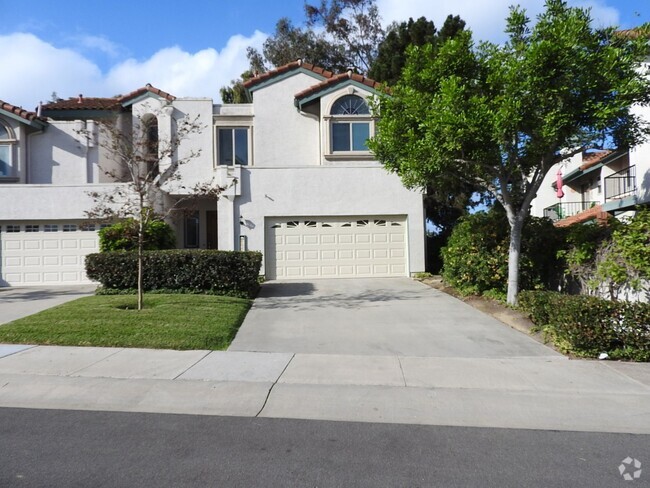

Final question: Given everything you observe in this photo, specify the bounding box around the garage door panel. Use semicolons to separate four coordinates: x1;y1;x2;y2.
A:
266;216;407;279
24;240;41;250
24;257;41;266
6;241;21;250
1;223;99;286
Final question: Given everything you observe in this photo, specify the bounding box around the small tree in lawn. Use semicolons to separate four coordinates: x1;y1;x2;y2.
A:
370;0;650;304
83;108;226;310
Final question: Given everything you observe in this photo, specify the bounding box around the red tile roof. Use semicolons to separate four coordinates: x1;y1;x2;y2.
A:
0;100;42;122
243;60;335;90
120;84;176;103
295;71;384;100
42;84;175;111
42;96;122;111
615;28;650;40
579;150;612;170
555;204;608;228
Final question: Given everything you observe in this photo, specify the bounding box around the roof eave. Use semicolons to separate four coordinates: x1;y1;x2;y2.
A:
247;67;329;93
295;79;382;111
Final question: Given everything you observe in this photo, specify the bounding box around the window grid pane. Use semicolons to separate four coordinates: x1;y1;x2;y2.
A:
352;123;370;151
0;145;11;176
218;129;233;166
234;129;248;165
185;213;199;248
332;123;350;151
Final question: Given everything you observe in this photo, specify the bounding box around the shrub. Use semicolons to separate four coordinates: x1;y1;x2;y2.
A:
441;208;564;296
518;290;650;361
86;250;263;298
99;219;176;252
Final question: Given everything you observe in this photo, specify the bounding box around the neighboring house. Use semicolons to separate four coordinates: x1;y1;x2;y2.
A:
0;60;426;286
530;54;650;226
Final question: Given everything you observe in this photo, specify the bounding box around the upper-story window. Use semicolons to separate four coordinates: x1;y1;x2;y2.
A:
141;114;159;177
0;122;16;177
330;95;372;153
217;128;249;166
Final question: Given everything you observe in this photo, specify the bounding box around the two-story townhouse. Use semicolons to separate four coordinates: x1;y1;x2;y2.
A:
531;31;650;226
0;61;426;286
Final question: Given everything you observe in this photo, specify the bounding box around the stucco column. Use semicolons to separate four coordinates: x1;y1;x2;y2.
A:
159;103;174;173
217;195;236;250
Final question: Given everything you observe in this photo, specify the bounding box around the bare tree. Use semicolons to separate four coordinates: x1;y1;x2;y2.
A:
81;108;227;310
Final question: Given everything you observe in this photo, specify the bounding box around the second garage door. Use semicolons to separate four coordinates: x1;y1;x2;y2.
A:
266;216;407;279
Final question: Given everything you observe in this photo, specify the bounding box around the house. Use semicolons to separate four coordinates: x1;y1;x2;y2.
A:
530;30;650;226
0;60;426;286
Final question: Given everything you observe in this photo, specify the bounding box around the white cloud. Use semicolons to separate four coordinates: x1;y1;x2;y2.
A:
0;33;103;109
0;31;267;109
104;32;266;99
75;35;123;58
377;0;620;43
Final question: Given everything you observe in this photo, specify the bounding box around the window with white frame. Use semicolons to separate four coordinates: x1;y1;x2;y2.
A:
0;122;15;177
217;128;249;166
329;95;372;153
184;212;200;248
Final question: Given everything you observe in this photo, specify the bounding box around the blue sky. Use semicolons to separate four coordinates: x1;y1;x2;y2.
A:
1;0;646;108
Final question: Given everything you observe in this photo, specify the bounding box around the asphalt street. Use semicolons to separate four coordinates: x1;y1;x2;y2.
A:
0;407;647;488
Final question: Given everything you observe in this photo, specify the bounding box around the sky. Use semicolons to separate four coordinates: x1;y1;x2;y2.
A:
1;0;647;109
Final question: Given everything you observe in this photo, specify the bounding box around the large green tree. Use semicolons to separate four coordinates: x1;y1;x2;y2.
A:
369;1;650;304
305;0;384;74
220;0;385;102
369;15;465;85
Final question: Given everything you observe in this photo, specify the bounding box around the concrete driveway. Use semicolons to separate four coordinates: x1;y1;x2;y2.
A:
229;278;559;358
0;286;96;325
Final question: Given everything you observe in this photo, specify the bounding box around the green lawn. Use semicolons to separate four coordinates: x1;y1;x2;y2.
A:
0;294;252;350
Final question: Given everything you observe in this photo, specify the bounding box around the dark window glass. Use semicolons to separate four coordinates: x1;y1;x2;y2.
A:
185;213;199;248
234;129;248;165
352;123;370;151
218;129;233;166
332;123;350;151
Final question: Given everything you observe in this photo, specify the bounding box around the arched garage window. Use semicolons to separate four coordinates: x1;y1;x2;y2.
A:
330;95;371;153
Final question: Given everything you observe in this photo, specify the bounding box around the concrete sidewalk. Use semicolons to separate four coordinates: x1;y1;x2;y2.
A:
0;344;649;434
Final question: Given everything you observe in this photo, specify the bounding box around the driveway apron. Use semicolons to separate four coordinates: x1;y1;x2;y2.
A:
0;286;96;325
229;278;559;357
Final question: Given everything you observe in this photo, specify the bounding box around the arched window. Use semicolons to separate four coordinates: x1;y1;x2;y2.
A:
0;122;15;177
329;95;372;153
141;114;159;177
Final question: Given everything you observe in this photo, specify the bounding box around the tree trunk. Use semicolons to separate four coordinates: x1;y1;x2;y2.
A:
137;205;144;311
507;216;525;305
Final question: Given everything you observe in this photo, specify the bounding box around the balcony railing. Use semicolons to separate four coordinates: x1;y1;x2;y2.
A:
604;165;636;200
543;201;599;222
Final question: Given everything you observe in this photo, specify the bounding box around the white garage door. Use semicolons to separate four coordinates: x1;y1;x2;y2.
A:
266;216;408;279
0;222;99;286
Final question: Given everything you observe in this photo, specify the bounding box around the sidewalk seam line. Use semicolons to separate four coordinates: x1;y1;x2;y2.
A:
0;345;38;361
255;353;295;417
172;350;213;380
397;355;407;387
599;362;650;392
67;347;126;376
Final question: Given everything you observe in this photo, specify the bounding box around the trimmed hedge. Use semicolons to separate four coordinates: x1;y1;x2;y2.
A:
518;290;650;361
86;250;262;298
